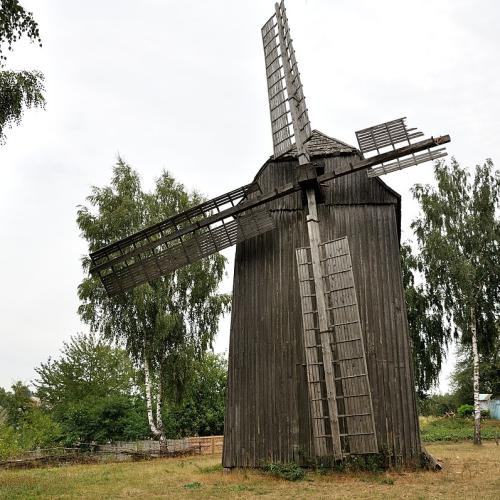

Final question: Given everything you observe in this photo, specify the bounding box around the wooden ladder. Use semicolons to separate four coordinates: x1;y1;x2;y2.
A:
296;236;378;457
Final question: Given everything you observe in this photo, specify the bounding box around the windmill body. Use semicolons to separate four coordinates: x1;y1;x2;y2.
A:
223;132;420;466
89;1;450;468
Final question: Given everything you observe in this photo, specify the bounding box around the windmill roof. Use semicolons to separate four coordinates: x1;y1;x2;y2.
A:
273;129;358;160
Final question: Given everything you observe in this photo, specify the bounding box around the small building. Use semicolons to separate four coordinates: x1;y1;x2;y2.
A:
479;394;492;412
488;397;500;420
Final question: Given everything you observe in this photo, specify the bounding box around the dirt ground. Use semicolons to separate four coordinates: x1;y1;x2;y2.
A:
0;442;499;499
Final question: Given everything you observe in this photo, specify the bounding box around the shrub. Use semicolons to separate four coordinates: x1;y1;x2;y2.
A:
418;393;459;416
481;409;490;419
0;423;22;460
457;404;474;418
263;462;305;481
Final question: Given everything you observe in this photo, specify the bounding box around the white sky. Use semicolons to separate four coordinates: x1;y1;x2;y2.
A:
1;0;499;392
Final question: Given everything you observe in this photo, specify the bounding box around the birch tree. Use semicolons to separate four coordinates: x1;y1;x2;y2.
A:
411;158;499;444
77;159;230;445
400;242;450;397
0;0;45;143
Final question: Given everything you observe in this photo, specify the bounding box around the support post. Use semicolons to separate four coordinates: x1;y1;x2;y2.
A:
305;187;342;460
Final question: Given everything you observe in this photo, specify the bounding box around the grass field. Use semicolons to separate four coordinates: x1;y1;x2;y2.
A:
0;442;499;499
419;416;500;442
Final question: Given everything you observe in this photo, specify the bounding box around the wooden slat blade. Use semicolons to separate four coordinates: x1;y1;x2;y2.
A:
319;237;378;455
89;183;275;295
355;117;448;178
262;0;312;159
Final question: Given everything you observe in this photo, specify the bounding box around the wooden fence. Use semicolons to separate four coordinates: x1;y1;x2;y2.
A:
0;436;224;469
97;436;224;456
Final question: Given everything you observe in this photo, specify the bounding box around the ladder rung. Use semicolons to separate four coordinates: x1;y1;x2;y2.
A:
305;344;323;349
314;435;332;438
310;397;328;401
307;362;324;366
340;432;376;437
334;337;361;344
338;412;371;418
312;416;329;420
327;302;357;311
326;285;355;293
322;269;352;279
332;320;358;328
336;393;369;400
302;310;317;315
333;355;363;363
334;373;367;381
319;252;349;262
308;379;325;384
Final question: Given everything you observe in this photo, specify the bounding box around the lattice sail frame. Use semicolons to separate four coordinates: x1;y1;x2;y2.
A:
262;0;312;159
89;184;274;296
355;117;448;177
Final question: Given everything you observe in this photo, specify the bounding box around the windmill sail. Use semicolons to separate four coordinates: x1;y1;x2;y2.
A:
262;0;312;159
355;117;448;177
89;184;274;296
89;132;450;296
296;237;378;457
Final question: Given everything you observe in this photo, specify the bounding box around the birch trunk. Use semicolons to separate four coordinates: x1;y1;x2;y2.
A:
144;354;163;439
471;309;481;445
156;375;167;451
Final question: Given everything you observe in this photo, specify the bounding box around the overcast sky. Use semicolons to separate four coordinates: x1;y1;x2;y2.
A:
1;0;499;392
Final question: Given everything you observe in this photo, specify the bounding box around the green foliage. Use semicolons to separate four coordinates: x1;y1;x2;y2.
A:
401;243;448;395
418;393;459;417
183;482;201;489
34;332;150;445
313;454;385;473
0;1;45;143
55;395;149;446
34;332;138;408
77;160;230;438
0;0;41;65
198;463;223;473
0;70;45;142
411;158;499;352
263;462;305;481
0;381;34;427
419;416;500;442
457;404;474;418
450;337;500;406
163;353;227;438
0;382;62;459
0;422;22;460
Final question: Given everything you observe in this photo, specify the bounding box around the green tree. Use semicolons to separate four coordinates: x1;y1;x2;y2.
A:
34;332;149;444
77;160;230;445
164;353;227;438
400;242;449;396
0;0;45;143
451;332;500;406
0;382;61;458
0;380;32;427
411;158;500;444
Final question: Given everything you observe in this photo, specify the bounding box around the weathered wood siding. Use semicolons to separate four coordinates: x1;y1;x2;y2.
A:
223;152;420;467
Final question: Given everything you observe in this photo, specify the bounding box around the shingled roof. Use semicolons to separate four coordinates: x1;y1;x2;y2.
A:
273;129;358;160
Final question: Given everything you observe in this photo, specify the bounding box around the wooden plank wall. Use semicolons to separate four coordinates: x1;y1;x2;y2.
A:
222;152;420;468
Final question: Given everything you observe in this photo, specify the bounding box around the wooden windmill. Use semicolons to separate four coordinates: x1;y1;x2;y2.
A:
89;1;450;466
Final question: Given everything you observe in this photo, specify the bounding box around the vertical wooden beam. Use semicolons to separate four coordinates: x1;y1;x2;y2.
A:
305;187;342;460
